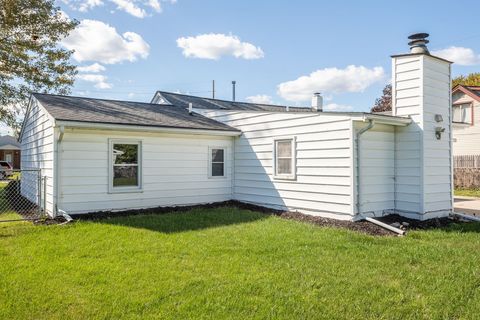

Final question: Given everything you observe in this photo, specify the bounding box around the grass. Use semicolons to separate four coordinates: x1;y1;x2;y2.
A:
1;208;480;319
455;188;480;198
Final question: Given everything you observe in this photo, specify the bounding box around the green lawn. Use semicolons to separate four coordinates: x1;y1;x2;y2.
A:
455;188;480;198
1;208;480;319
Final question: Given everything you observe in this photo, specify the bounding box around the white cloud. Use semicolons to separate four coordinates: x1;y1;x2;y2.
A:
77;74;113;89
277;65;385;102
323;103;354;112
176;33;264;60
111;0;146;18
62;19;150;64
77;63;106;73
63;0;175;17
432;46;480;66
245;95;273;104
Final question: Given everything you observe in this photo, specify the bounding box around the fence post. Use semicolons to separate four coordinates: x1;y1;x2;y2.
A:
37;170;42;217
43;176;47;216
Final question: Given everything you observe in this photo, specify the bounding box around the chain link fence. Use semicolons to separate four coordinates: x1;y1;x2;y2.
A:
0;169;46;222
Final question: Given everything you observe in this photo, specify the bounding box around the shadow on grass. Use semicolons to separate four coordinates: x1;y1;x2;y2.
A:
93;207;269;234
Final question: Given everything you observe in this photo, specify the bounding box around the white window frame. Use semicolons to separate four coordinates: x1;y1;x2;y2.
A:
208;146;227;179
452;102;473;125
273;137;296;180
108;139;143;193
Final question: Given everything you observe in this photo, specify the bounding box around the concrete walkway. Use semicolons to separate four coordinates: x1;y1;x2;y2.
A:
454;196;480;217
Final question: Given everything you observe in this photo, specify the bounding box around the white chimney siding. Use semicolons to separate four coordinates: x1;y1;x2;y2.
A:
392;53;453;219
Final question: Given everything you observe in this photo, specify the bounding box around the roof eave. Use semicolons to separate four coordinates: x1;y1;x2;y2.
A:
54;120;242;136
353;114;412;126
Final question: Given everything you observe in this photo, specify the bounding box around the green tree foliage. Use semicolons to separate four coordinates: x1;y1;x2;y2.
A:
0;0;78;132
371;84;392;112
452;73;480;87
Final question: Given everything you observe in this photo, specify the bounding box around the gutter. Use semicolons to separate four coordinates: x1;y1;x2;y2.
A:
355;119;375;216
54;125;64;218
55;121;241;137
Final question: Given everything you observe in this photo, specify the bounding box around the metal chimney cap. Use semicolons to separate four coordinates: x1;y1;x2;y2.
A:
408;33;430;54
408;32;429;40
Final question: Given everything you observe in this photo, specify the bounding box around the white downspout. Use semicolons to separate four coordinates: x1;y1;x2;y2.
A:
355;119;374;216
54;125;72;221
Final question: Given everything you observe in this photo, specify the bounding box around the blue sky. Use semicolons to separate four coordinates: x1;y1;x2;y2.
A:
58;0;480;112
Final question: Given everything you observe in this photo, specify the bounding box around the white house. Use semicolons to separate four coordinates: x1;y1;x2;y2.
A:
19;34;453;221
451;84;480;155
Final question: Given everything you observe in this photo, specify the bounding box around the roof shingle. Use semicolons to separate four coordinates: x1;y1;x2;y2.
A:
33;93;240;132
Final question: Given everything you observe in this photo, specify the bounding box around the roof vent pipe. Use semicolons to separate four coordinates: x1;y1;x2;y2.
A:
408;33;430;54
311;92;323;112
232;81;236;101
188;102;193;114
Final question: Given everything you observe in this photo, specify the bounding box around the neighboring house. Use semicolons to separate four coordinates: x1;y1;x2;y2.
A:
0;135;21;169
19;35;453;221
451;85;480;155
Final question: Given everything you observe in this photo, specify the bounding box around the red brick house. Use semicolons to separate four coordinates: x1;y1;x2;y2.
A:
0;135;21;169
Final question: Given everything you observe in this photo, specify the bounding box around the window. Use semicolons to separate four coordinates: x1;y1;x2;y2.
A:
274;138;296;179
109;140;142;192
453;103;472;124
209;147;225;178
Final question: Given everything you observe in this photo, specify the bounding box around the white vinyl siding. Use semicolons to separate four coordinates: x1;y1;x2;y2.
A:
355;123;395;215
194;109;355;220
20;98;55;216
59;129;233;214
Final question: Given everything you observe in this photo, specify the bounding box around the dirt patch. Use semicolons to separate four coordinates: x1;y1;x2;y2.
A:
69;200;284;221
35;200;474;236
278;211;394;236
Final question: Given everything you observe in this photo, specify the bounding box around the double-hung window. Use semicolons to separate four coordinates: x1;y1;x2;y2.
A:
273;137;296;180
209;147;225;178
109;140;142;192
453;103;473;124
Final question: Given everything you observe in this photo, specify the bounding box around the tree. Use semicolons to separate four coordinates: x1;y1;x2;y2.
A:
452;73;480;87
0;0;78;133
371;84;392;113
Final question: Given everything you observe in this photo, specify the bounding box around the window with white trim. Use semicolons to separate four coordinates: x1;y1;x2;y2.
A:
109;140;142;192
453;103;472;124
274;138;296;179
209;147;225;177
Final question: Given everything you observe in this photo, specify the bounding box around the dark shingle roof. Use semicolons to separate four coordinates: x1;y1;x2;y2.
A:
0;135;20;148
33;93;240;132
156;91;315;112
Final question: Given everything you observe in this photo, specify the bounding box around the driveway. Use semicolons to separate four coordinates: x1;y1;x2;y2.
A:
454;196;480;217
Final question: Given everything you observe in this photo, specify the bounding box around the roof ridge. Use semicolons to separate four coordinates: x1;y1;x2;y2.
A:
156;90;309;109
32;92;175;107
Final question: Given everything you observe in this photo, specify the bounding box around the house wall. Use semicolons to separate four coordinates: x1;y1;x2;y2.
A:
391;54;452;218
58;128;233;214
194;109;355;220
20;98;55;215
452;92;480;155
354;123;395;215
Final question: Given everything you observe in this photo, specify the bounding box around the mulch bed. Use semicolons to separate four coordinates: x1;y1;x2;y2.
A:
33;200;473;236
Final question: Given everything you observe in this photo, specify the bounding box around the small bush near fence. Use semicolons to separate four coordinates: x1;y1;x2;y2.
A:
454;155;480;189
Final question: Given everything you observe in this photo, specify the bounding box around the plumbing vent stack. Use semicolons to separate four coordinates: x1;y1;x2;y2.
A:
311;92;323;112
188;102;193;114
